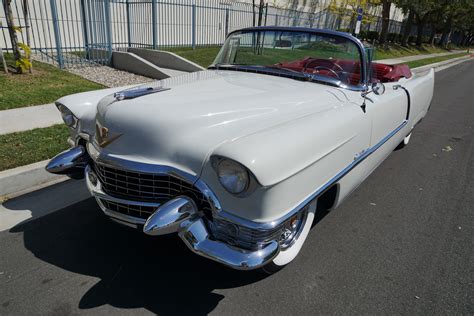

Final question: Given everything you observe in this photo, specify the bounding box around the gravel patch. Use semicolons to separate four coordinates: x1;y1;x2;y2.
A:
31;53;155;88
67;65;154;88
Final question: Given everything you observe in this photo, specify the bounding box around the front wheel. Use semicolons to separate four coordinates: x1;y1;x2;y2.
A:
259;201;317;274
395;132;412;150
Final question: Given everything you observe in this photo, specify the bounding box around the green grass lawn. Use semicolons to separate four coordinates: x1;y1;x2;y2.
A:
402;52;469;69
0;55;103;110
163;46;221;68
0;125;70;171
372;44;452;60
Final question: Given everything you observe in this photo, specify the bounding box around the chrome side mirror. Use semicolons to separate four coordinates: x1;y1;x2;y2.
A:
371;82;385;95
362;82;386;98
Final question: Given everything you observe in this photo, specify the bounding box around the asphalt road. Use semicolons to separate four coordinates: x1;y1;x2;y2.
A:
1;60;473;315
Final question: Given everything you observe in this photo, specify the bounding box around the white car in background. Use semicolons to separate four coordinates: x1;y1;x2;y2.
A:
46;26;434;273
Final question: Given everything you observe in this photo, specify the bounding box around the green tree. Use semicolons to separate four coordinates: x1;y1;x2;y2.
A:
328;0;381;34
4;0;22;73
4;0;31;73
393;0;414;46
378;0;392;44
437;0;474;47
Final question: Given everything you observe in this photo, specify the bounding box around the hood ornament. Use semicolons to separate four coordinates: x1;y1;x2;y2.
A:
113;86;170;101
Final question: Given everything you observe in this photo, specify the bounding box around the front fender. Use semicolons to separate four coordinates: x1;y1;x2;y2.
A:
211;102;368;187
199;101;371;222
56;84;141;136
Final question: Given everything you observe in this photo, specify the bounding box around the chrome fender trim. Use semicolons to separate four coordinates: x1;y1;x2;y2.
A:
45;146;89;179
179;218;280;270
143;197;198;236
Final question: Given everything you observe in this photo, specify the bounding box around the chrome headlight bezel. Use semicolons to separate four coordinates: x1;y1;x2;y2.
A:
211;157;255;196
55;102;79;129
216;159;249;195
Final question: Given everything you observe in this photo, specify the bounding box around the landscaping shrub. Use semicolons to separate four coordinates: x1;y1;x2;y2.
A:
367;31;380;41
358;30;367;40
387;33;400;43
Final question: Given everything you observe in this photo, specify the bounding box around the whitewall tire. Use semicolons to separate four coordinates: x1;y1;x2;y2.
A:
395;132;412;150
259;200;317;274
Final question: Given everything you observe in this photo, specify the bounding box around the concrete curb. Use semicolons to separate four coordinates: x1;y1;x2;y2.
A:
411;55;472;74
0;160;67;201
375;50;467;65
1;55;472;200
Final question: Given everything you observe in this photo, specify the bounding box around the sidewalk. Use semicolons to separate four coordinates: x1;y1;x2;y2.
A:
0;103;61;135
0;50;471;137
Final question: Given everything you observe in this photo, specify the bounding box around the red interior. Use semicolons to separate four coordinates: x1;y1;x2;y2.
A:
276;57;412;86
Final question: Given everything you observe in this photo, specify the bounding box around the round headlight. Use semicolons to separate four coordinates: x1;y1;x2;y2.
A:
217;159;249;194
56;102;78;129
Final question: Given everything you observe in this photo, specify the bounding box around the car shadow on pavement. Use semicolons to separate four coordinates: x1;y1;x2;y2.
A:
9;197;268;315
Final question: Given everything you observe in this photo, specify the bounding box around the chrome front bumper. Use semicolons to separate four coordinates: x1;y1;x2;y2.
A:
84;164;280;270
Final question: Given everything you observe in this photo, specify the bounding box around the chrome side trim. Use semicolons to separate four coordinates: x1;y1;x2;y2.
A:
218;120;409;230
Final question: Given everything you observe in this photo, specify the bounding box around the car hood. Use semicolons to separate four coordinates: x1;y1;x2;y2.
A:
93;70;346;179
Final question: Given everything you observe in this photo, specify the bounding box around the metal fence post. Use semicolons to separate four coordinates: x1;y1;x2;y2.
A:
104;0;112;64
79;0;90;59
126;0;131;47
192;4;196;49
225;8;229;36
264;3;268;26
49;0;64;68
275;14;279;26
152;0;157;49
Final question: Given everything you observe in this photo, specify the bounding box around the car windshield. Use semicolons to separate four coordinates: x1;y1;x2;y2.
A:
212;29;364;87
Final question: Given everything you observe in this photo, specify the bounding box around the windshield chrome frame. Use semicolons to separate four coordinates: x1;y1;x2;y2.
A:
210;26;368;92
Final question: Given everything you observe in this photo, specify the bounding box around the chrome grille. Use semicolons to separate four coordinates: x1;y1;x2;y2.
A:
99;199;157;219
93;162;212;219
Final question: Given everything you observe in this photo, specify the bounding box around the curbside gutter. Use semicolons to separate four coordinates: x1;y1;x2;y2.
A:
1;54;473;200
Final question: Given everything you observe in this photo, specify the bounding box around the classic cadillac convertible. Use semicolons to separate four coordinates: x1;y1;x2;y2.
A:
46;27;434;273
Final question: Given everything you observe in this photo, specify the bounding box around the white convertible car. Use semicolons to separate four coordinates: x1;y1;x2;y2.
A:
47;27;434;273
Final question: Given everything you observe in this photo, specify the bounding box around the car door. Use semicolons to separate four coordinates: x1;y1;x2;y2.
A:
365;81;409;146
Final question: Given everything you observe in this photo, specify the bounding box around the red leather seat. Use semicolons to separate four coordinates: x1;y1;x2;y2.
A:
275;58;412;86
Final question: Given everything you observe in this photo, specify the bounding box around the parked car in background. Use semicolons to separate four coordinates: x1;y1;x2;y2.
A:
46;27;434;273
